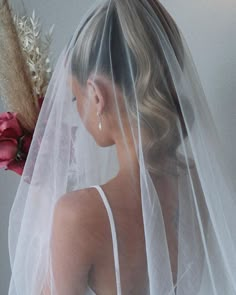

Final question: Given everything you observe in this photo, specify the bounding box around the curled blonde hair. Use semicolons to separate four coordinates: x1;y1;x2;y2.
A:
71;0;193;177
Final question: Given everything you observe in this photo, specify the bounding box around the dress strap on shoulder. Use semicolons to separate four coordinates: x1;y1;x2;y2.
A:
90;185;122;295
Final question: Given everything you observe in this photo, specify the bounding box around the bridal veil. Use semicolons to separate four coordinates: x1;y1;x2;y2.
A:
8;0;236;294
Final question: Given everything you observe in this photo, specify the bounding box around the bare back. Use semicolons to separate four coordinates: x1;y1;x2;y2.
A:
86;177;149;295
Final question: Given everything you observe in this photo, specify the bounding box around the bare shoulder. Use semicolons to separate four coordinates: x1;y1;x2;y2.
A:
54;187;104;226
50;187;110;267
50;188;105;290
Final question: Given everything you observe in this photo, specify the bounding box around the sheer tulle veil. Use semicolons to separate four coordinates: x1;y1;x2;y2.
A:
8;0;236;294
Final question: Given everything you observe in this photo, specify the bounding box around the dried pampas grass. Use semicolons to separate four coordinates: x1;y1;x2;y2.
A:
0;0;54;131
13;10;54;100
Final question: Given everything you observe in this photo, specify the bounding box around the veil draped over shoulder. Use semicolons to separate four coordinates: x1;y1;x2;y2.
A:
8;1;236;294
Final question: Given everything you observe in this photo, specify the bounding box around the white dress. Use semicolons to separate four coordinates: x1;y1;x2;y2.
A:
85;185;121;295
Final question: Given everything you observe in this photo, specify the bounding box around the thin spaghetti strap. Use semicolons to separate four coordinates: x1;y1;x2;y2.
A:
90;185;122;295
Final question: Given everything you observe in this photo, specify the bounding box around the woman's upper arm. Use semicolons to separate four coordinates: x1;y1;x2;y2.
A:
49;191;96;295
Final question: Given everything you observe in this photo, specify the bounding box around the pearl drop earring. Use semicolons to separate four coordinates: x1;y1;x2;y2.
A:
97;112;102;131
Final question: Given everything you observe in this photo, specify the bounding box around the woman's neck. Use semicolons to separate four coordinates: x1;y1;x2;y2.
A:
115;137;140;184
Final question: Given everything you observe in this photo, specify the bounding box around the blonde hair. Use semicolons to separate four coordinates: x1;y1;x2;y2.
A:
71;0;192;177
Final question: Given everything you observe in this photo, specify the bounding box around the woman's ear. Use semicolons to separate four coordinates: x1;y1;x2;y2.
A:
87;78;106;115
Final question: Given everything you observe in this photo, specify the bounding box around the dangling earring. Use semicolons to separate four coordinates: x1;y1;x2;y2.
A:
97;112;102;131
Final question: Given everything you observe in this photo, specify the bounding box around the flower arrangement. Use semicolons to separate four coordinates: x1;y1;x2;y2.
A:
0;0;54;175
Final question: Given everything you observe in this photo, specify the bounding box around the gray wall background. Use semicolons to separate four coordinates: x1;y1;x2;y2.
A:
1;0;235;293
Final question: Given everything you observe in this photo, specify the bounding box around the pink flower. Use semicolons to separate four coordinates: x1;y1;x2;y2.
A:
0;138;18;167
7;134;33;175
0;112;23;138
0;112;33;175
0;97;47;177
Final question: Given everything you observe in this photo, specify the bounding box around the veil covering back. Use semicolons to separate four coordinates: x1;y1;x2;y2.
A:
8;0;236;294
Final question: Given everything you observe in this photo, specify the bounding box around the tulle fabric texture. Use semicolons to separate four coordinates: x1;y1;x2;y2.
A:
8;0;236;294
